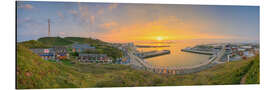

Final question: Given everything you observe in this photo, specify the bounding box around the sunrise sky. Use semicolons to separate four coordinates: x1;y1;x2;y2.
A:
17;1;259;42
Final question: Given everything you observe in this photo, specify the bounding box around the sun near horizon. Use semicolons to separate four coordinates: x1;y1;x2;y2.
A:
156;36;164;41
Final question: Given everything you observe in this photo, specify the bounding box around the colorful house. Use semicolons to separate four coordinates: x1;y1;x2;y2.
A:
30;48;56;60
53;46;69;60
30;47;69;60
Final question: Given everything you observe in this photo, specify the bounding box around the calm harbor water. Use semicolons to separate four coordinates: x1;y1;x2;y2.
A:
135;40;223;67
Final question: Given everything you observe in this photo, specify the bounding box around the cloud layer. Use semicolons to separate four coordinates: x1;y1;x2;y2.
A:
16;2;259;42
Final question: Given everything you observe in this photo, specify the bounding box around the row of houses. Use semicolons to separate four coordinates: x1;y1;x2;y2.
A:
30;43;130;64
228;44;259;57
30;47;69;60
77;53;113;63
71;44;113;63
222;43;259;61
30;44;113;64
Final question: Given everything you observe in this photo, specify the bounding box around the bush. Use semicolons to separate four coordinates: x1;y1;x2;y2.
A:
70;52;79;57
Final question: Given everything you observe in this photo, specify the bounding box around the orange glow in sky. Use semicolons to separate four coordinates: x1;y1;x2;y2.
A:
16;2;259;42
97;16;236;43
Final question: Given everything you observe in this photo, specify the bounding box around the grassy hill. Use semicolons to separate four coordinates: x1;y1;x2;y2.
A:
172;55;259;85
17;44;81;88
17;44;144;88
20;37;123;62
244;55;260;84
37;36;108;46
64;37;106;45
16;44;259;89
63;37;87;44
18;40;51;48
38;37;74;46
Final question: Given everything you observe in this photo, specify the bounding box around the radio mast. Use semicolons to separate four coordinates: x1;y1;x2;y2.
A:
48;19;51;37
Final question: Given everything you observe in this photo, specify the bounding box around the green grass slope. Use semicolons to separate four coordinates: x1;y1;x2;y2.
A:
38;37;74;46
37;37;107;46
245;55;260;84
17;44;145;88
18;40;51;48
64;37;107;45
16;44;259;88
17;45;83;88
64;37;88;44
168;56;259;85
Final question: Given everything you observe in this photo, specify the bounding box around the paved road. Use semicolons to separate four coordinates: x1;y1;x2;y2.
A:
212;45;226;64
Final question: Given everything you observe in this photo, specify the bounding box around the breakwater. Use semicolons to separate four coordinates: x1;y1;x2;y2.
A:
181;48;214;55
136;45;170;48
140;50;171;59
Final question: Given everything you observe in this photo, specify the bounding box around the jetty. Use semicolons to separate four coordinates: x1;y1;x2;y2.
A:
140;50;170;58
136;45;170;48
181;48;214;55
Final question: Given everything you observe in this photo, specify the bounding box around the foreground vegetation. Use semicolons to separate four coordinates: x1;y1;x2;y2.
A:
245;55;260;84
17;42;259;88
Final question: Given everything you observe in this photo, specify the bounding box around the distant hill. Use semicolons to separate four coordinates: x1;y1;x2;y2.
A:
38;37;74;46
17;43;259;88
63;37;88;44
36;37;108;46
18;40;51;48
64;37;108;45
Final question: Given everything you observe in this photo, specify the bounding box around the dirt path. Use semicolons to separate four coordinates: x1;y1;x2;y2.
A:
240;57;257;84
240;73;248;84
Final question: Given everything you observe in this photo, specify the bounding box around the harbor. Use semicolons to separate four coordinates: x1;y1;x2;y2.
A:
135;41;212;67
128;44;226;75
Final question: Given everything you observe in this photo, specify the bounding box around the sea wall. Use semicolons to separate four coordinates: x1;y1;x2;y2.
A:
181;48;214;55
